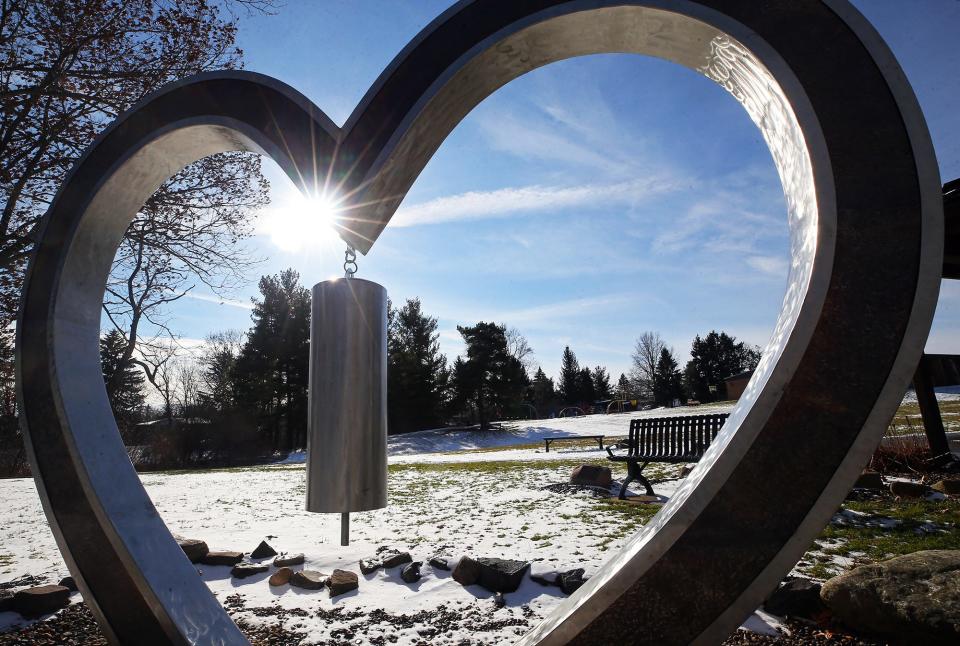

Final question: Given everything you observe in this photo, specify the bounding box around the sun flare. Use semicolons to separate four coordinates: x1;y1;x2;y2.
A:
259;193;342;253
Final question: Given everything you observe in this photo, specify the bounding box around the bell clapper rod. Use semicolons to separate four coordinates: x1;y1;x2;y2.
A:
341;512;350;546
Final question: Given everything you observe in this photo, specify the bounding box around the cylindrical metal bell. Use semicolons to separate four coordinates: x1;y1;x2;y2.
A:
306;277;388;516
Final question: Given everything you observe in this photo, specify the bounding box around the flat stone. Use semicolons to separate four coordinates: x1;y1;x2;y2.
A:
452;555;481;586
429;556;450;571
569;464;612;488
400;562;422;583
250;541;277;559
821;550;960;643
359;558;381;575
559;568;587;595
231;563;268;579
57;576;78;591
177;538;209;563
269;567;293;586
853;470;883;490
328;569;358;597
381;552;413;569
200;551;244;566
890;480;929;498
273;553;305;567
932;478;960;495
12;585;71;618
290;570;327;590
764;578;824;618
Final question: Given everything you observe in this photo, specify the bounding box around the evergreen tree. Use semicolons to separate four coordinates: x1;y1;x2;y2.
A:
452;322;527;428
652;348;685;406
100;329;145;428
577;366;596;405
683;330;760;402
530;367;556;417
387;298;449;434
616;373;632;400
592;365;612;400
233;269;310;451
558;346;580;405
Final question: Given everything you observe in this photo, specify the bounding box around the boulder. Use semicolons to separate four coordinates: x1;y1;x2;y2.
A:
569;465;612;489
452;555;482;586
932;479;960;495
269;567;293;586
57;576;78;592
764;578;824;618
177;538;209;563
853;470;883;490
558;568;587;595
453;556;529;593
890;480;929;498
273;553;305;567
230;563;268;579
290;570;328;590
820;550;960;644
250;541;277;559
328;569;358;597
400;562;422;583
429;556;450;571
200;551;244;566
12;585;71;618
359;558;381;575
381;552;413;569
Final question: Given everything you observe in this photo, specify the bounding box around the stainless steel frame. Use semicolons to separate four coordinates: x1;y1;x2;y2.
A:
16;1;941;644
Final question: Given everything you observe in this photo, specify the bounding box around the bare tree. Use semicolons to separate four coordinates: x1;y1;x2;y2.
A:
200;329;244;410
173;359;203;420
505;327;536;373
629;331;666;399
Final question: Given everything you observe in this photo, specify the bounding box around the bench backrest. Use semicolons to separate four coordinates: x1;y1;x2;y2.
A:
627;414;729;460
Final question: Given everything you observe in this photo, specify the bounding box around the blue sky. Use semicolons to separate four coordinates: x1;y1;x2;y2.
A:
166;0;960;381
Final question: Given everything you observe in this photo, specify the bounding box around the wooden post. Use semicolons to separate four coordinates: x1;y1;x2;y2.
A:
913;356;952;461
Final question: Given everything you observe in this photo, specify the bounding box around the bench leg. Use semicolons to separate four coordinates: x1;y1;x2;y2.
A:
618;461;655;499
545;440;550;453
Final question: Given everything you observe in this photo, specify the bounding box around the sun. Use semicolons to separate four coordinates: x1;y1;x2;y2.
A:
260;192;343;253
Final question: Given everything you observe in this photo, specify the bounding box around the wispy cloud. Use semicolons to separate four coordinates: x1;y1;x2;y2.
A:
182;291;254;310
392;176;681;227
745;255;789;278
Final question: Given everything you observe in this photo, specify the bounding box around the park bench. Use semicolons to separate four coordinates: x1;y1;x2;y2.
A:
606;413;728;498
543;435;605;452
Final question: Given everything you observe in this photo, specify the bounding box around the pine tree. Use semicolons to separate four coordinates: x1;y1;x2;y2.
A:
652;348;685;406
616;373;632;400
577;366;595;405
530;367;556;417
388;298;449;434
592;365;612;400
100;330;145;428
683;330;760;402
233;269;310;451
452;322;527;428
558;346;580;405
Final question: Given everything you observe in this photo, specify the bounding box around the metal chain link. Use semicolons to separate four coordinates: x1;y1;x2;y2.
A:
343;244;358;278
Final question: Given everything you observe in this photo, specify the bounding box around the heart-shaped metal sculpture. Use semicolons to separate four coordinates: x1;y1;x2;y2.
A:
16;1;942;644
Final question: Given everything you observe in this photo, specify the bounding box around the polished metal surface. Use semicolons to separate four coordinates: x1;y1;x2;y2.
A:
15;1;940;644
306;277;388;517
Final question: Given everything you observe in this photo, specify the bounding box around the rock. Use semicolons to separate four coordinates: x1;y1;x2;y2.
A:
764;578;824;618
400;562;422;583
231;563;268;579
453;556;529;593
0;591;14;613
273;553;305;567
932;478;960;495
820;550;960;644
493;592;506;609
381;552;413;569
290;570;327;590
529;563;561;586
269;567;293;586
12;585;71;618
429;555;450;571
853;470;883;490
359;558;381;575
57;576;78;592
569;464;612;488
250;541;277;559
558;568;586;595
678;464;696;478
177;538;209;563
452;555;482;586
328;569;358;597
889;480;929;498
200;551;244;566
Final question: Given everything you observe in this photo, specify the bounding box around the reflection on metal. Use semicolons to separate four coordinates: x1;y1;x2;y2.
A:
15;1;941;644
306;277;388;547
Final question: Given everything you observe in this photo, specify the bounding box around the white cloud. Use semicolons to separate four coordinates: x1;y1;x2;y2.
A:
392;177;680;227
745;255;789;278
181;291;254;310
